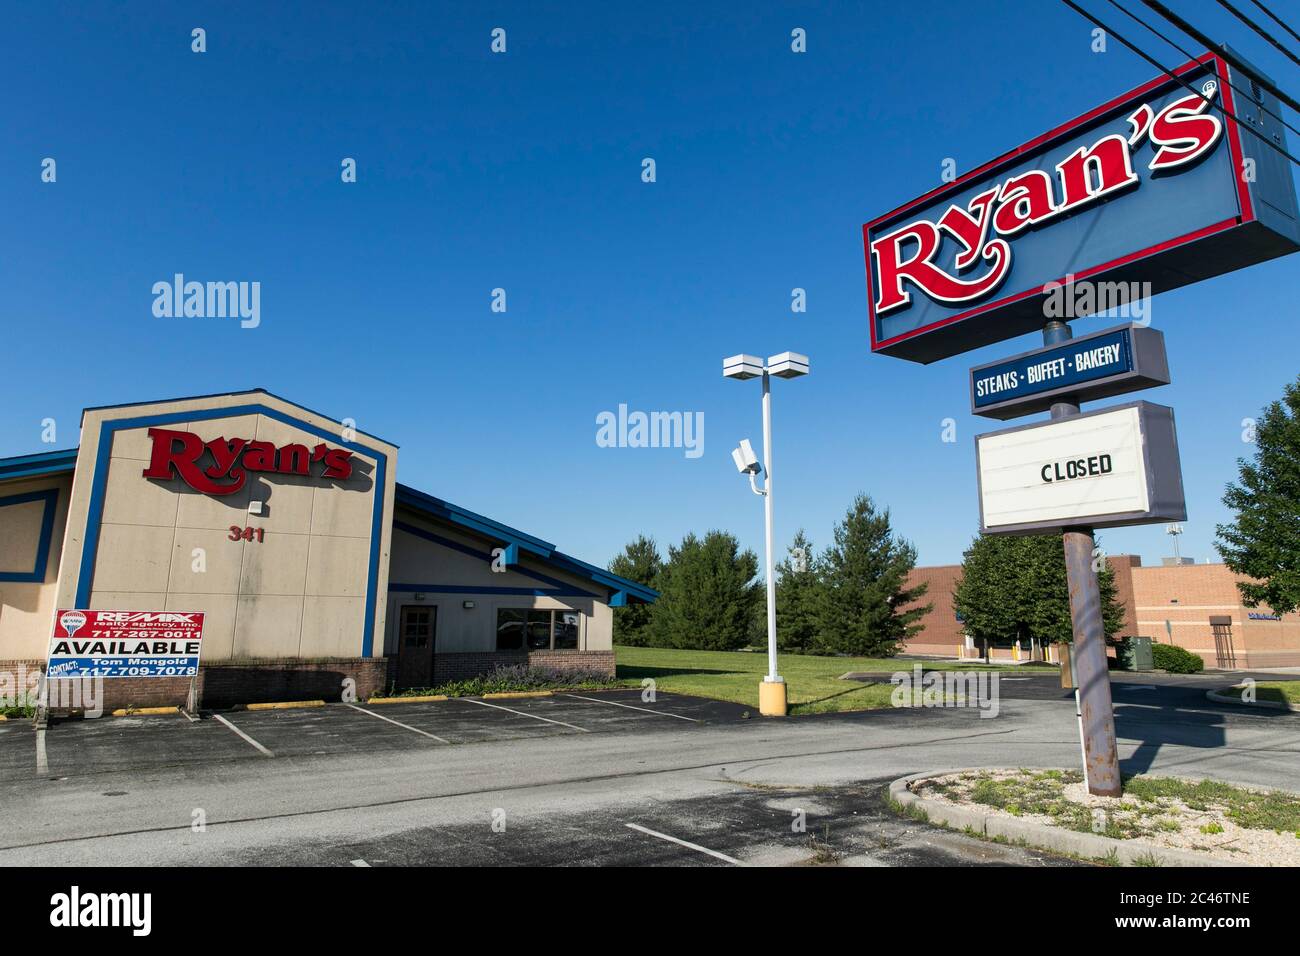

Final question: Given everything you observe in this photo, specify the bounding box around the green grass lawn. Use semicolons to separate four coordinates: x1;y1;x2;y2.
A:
1225;680;1300;706
614;645;1054;715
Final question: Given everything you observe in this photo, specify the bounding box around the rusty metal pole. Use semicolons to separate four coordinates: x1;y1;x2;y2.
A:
1044;320;1122;797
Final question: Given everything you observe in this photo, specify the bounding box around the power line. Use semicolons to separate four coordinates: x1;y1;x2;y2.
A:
1144;1;1300;115
1059;0;1300;168
1251;0;1300;46
1217;0;1300;68
1105;0;1300;143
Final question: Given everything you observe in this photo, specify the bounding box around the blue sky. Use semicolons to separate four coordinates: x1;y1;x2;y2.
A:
4;1;1299;571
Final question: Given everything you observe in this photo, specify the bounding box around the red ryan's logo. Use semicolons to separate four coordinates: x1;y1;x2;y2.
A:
142;427;354;496
870;83;1223;316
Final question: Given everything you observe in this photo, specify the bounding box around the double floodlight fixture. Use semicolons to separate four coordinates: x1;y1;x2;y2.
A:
722;352;809;381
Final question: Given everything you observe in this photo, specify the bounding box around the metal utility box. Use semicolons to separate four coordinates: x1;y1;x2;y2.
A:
1132;636;1154;672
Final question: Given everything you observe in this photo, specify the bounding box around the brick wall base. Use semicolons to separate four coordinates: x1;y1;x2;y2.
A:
384;650;616;690
1;657;388;714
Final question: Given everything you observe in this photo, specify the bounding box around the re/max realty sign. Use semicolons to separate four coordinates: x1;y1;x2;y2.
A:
47;610;205;679
864;53;1300;363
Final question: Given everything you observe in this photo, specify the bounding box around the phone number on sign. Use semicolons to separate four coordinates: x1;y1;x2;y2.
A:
47;657;199;678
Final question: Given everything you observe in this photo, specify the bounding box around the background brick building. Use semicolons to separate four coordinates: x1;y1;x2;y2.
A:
901;556;1300;668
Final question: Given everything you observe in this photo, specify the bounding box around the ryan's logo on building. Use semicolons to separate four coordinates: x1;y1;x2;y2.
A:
870;84;1223;318
142;427;354;496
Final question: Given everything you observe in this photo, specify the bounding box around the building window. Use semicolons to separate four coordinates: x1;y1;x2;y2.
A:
496;608;581;651
496;608;527;650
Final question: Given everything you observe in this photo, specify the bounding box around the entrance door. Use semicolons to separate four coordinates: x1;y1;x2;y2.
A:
396;605;437;688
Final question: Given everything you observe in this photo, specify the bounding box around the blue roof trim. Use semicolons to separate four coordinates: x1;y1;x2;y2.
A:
396;484;555;557
395;485;657;604
549;550;659;602
0;448;79;481
391;520;598;598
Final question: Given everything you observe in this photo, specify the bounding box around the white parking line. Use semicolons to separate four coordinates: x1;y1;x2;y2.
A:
624;823;742;864
457;697;589;732
346;704;450;743
213;713;275;757
562;693;698;722
35;728;48;775
350;859;371;867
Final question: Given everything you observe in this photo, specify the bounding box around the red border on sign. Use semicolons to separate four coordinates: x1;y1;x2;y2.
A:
864;53;1250;354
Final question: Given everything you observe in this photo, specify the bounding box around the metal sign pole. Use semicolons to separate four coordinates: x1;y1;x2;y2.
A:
182;674;201;721
1045;320;1122;797
33;667;49;731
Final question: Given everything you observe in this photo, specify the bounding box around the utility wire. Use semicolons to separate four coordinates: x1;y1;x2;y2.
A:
1060;0;1300;167
1143;0;1300;114
1106;0;1300;143
1251;0;1300;46
1217;0;1300;68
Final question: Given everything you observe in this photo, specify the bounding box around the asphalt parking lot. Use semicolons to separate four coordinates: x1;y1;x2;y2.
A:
1;689;751;780
224;776;1076;867
2;673;1295;867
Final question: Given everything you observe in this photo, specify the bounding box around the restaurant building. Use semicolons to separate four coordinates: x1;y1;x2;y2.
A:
0;390;655;711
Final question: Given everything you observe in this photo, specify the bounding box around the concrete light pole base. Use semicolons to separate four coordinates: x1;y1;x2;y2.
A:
759;678;787;716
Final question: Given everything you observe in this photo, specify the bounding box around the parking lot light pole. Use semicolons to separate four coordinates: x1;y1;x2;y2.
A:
723;352;809;717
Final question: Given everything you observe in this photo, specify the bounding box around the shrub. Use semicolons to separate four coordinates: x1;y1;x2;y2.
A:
396;664;620;698
1151;643;1204;674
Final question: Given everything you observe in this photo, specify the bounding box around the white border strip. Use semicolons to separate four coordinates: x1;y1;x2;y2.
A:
347;703;450;743
624;823;742;864
213;713;274;757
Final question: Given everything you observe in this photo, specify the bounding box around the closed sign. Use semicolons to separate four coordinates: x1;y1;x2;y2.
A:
976;402;1186;534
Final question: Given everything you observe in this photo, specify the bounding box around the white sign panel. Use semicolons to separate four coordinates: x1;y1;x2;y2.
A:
976;402;1185;534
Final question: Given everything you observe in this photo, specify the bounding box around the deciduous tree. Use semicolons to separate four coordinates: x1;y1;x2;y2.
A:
1217;374;1300;615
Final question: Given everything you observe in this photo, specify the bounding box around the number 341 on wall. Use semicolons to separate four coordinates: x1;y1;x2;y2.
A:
228;526;265;542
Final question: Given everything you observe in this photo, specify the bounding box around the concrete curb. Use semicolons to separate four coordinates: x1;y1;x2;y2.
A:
1207;689;1299;712
366;694;449;705
482;690;554;699
237;700;325;711
888;769;1235;868
110;706;181;717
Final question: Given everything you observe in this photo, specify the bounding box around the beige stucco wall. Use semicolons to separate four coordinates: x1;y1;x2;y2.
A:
0;474;73;659
55;392;397;661
386;510;613;654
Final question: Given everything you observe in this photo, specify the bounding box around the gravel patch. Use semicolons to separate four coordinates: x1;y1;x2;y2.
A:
915;769;1300;867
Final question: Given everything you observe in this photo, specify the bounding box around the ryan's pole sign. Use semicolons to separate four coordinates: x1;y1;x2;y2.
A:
863;53;1300;363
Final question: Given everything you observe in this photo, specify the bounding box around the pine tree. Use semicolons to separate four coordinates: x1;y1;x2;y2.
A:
774;530;823;652
647;531;759;650
816;496;928;657
1217;374;1300;614
608;535;662;646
